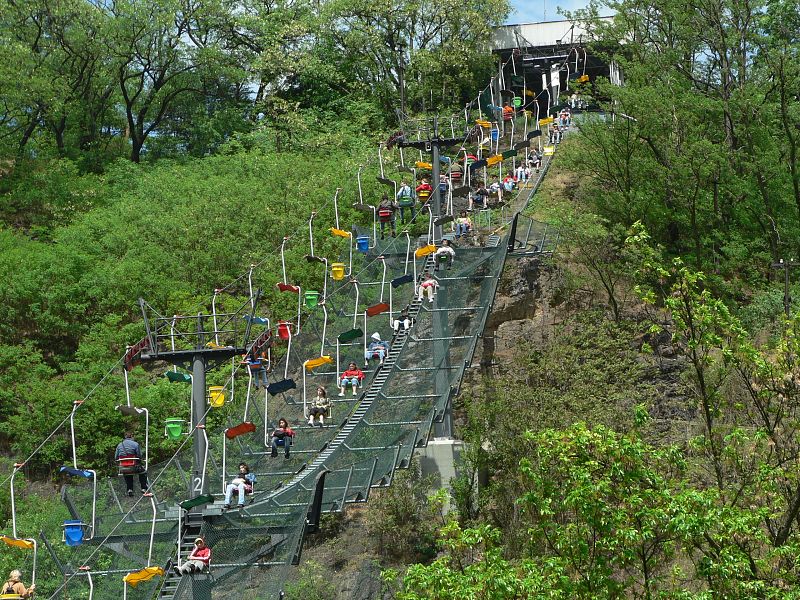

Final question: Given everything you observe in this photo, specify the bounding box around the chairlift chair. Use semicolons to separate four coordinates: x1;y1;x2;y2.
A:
336;280;364;378
222;422;257;502
57;401;97;545
0;536;36;594
268;320;296;396
164;418;187;441
208;386;226;408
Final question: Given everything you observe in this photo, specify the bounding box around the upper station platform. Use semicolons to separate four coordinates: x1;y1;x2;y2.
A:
491;17;614;52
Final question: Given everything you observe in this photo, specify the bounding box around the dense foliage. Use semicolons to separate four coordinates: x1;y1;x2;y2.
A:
388;0;800;594
0;0;508;165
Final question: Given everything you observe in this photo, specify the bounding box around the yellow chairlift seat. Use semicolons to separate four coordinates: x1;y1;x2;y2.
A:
415;244;436;259
417;189;432;201
578;74;590;83
539;116;554;126
475;119;491;127
525;90;535;97
543;145;555;156
415;161;433;170
208;386;226;408
330;227;351;238
0;536;34;550
486;154;503;167
123;566;165;588
304;356;333;371
205;341;230;349
331;263;346;281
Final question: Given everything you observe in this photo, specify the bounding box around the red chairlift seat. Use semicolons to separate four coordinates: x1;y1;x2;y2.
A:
278;321;292;341
225;422;256;440
116;456;141;475
366;303;389;317
277;283;300;293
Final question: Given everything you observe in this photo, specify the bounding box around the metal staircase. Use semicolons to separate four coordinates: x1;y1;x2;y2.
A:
252;255;435;504
157;512;204;599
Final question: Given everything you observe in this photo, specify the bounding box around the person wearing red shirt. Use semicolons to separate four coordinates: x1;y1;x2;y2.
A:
339;362;365;396
416;179;433;204
175;538;211;575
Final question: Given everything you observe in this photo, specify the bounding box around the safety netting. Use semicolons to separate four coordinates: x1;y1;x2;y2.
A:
19;53;577;596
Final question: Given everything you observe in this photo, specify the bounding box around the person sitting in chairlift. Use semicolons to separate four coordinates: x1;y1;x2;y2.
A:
339;362;365;397
378;193;398;240
503;175;515;193
393;307;415;333
439;174;449;194
270;418;295;458
3;570;35;598
365;332;390;366
223;462;256;510
418;273;440;303
416;179;433;204
435;240;456;271
502;102;514;121
488;175;502;204
115;431;149;497
243;350;268;390
174;538;211;576
308;387;331;427
469;183;489;211
396;180;415;224
454;211;472;238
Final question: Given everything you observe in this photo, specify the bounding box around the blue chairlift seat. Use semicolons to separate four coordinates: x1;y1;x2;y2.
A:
268;379;297;396
59;466;94;479
63;520;85;546
391;274;414;288
244;315;269;326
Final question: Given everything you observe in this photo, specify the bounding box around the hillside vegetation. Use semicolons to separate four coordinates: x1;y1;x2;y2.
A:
5;0;800;595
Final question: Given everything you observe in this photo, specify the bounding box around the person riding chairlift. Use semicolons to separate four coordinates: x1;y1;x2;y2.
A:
469;183;489;211
435;239;455;271
454;211;472;238
339;362;365;397
270;418;295;458
378;193;398;239
223;462;256;510
418;272;439;303
308;386;331;427
115;431;149;497
392;306;415;333
174;538;211;576
3;570;35;598
243;350;268;390
396;180;415;224
365;332;390;366
502;102;514;121
416;179;433;205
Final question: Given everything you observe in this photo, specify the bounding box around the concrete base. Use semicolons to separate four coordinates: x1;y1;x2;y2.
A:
419;438;464;494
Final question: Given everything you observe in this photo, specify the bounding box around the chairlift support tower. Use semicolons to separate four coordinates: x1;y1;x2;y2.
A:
137;294;261;498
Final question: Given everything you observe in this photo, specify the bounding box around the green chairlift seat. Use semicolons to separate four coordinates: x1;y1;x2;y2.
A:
165;371;192;383
338;328;364;344
180;494;215;511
